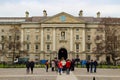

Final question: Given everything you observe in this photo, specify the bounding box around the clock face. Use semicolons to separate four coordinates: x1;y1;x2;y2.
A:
60;15;66;22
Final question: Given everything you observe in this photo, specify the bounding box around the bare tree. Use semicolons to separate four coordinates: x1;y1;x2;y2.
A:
9;25;21;63
95;18;120;65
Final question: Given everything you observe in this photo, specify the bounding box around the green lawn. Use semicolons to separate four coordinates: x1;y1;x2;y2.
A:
0;63;120;68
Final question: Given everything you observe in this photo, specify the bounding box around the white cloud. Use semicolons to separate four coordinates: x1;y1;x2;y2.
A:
0;0;119;17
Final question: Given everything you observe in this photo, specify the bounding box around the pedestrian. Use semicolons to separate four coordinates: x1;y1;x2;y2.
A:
54;58;58;72
51;60;55;71
60;57;66;73
70;59;75;71
45;60;49;72
90;60;94;73
26;60;30;74
29;60;35;74
86;60;90;72
93;60;98;73
58;60;63;75
66;59;71;74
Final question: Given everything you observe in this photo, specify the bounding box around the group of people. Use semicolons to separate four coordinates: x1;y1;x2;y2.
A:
86;60;98;73
25;58;98;75
26;60;35;74
45;58;75;75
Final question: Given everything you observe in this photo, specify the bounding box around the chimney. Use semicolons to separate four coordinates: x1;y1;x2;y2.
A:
43;10;47;17
97;12;100;18
79;10;83;17
25;11;29;18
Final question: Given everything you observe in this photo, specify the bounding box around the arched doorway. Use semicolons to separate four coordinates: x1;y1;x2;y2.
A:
58;48;68;60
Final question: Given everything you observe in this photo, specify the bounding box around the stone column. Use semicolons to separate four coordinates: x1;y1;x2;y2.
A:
21;29;24;50
70;28;73;51
53;28;56;51
41;28;44;51
82;28;85;51
40;27;44;60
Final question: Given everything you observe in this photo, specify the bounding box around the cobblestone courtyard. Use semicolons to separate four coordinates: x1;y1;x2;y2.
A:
0;68;120;80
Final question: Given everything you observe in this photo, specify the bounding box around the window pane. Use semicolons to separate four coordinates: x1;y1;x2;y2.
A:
27;35;29;40
36;35;39;40
47;35;50;40
76;35;79;40
47;44;50;50
87;35;90;40
27;44;29;50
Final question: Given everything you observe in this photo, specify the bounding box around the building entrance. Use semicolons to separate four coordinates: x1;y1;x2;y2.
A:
58;48;68;60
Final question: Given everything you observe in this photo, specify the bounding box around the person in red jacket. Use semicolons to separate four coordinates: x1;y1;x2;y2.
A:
58;60;63;75
66;59;71;74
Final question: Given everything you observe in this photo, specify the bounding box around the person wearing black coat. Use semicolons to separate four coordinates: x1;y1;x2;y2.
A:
90;60;94;73
26;61;30;74
86;60;90;72
93;60;98;73
29;60;35;74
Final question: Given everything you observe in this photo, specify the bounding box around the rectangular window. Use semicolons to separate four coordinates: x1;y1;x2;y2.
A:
76;35;79;40
86;55;91;60
9;36;12;41
47;35;50;40
36;35;39;40
47;28;50;31
1;29;4;32
87;35;90;40
76;28;79;32
47;44;50;50
2;44;4;50
16;36;20;40
1;36;4;41
76;44;79;52
9;44;12;50
26;35;29;40
35;44;39;52
27;44;29;50
87;44;91;50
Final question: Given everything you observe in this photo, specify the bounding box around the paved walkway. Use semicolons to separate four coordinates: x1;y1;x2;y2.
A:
0;68;120;80
56;72;78;80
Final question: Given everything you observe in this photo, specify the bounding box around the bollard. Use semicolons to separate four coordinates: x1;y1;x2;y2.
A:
93;77;95;80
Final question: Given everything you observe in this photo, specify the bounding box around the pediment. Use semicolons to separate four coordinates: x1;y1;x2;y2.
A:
41;12;84;23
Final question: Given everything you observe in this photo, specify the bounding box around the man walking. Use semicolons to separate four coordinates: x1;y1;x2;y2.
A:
93;60;98;73
29;60;35;74
26;60;30;74
90;60;94;73
86;60;90;72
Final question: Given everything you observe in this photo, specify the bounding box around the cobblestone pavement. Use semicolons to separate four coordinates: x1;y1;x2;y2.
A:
0;68;120;80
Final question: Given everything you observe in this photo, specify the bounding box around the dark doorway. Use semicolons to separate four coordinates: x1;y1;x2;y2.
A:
58;48;68;60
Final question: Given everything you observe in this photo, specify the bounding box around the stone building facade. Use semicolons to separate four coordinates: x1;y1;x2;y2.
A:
0;10;120;63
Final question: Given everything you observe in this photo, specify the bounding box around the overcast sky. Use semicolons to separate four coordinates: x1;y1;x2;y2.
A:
0;0;120;17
